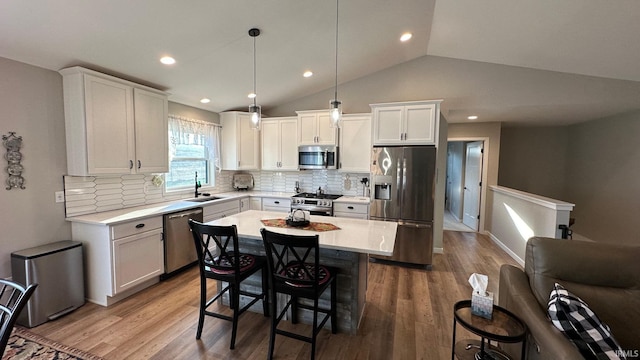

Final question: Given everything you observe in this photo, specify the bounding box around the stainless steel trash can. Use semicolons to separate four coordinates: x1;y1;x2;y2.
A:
11;240;85;328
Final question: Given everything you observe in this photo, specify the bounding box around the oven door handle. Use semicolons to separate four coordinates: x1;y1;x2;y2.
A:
291;204;332;216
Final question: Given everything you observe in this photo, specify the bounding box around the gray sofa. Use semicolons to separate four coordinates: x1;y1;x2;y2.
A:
499;237;640;359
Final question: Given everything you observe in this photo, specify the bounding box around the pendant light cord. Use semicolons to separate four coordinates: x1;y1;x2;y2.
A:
253;33;257;107
334;0;339;101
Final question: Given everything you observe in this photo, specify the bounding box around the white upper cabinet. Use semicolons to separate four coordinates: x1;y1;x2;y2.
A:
296;110;337;145
220;111;260;170
339;114;371;173
371;100;441;146
60;66;168;176
261;117;298;171
133;88;169;173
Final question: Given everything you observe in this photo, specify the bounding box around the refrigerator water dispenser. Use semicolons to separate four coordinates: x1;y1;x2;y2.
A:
374;183;391;200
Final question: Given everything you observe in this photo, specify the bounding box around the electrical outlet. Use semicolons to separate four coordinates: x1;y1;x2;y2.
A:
55;191;65;203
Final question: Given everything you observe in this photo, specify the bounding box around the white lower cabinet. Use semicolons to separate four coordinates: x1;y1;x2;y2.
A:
250;197;262;210
333;203;369;219
112;228;164;294
240;197;250;212
71;215;164;306
262;197;291;213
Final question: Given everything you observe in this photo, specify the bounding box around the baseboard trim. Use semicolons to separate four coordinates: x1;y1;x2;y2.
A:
434;247;444;254
487;232;524;267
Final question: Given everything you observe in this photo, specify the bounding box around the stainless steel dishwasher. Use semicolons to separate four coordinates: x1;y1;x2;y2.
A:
163;207;203;277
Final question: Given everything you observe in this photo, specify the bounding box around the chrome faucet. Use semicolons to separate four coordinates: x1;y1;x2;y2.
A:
294;181;301;194
195;172;202;198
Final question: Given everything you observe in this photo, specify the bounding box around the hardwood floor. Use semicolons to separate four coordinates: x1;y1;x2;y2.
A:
30;231;520;360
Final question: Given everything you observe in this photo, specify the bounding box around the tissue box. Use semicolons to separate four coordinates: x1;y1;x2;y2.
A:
471;291;494;319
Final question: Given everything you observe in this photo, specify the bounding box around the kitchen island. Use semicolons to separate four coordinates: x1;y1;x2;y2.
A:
207;210;397;335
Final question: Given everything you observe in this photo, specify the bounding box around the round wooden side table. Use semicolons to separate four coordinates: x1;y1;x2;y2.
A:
451;300;527;360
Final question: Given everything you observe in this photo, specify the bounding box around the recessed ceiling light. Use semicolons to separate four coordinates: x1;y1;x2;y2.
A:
200;98;210;104
400;33;413;42
467;115;478;120
160;56;176;65
303;71;313;78
248;93;257;99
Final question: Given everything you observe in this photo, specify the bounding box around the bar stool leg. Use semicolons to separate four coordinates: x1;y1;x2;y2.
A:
196;278;207;339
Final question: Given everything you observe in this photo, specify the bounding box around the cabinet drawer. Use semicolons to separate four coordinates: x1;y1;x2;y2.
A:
334;203;368;214
334;211;368;220
262;197;291;208
111;216;163;239
203;199;240;218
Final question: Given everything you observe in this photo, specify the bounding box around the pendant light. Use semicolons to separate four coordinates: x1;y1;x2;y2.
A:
329;0;342;128
248;28;261;130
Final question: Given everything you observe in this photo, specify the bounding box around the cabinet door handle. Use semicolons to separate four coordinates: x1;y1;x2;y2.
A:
348;206;354;210
274;201;280;204
137;160;141;169
135;223;145;229
129;160;134;169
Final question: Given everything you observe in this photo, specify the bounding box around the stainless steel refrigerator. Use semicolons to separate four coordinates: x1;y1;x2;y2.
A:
369;146;436;266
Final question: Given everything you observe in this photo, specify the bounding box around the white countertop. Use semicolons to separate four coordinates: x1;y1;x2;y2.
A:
64;190;371;226
66;191;294;226
207;210;396;256
333;196;371;204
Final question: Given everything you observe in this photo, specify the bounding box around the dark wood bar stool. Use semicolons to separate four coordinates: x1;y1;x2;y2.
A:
188;220;269;349
260;228;337;360
1;279;37;355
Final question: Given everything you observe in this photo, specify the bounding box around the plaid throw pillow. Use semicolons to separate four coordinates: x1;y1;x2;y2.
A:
548;283;626;360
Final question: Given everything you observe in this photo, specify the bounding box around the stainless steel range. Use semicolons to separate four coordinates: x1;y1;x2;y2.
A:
291;192;342;216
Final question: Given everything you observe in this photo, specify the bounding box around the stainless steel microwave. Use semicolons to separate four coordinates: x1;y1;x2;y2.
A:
298;145;339;170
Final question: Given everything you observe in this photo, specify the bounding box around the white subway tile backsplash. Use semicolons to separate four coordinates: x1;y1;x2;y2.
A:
64;176;95;184
123;199;145;207
95;188;122;196
95;194;121;202
95;177;122;184
68;205;97;215
95;183;122;190
96;204;124;213
64;169;369;217
66;199;98;207
95;198;123;207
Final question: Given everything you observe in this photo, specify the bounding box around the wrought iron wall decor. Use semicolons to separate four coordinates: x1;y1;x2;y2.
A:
3;132;25;190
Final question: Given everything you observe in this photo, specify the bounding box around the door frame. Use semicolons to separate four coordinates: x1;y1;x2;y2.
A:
447;137;490;233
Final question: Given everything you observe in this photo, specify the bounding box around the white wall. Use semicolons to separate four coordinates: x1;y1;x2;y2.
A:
497;113;640;246
498;126;570;200
0;58;69;278
488;186;574;265
565;111;640;245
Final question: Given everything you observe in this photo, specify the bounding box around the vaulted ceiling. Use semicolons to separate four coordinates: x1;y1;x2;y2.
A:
2;0;639;125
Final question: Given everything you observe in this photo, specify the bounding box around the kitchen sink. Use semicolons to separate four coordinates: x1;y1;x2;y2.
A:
186;197;222;203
